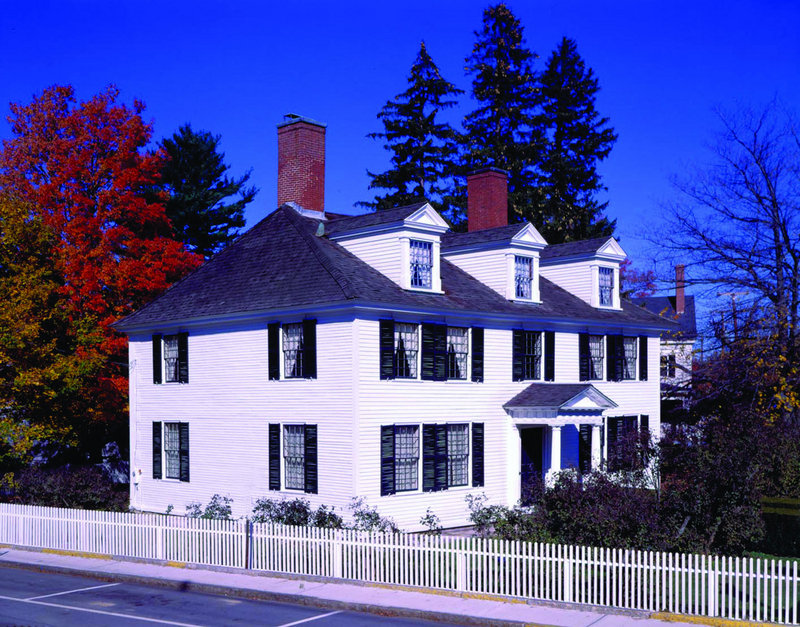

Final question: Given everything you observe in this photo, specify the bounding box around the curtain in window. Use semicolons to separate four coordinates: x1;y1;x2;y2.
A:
283;323;304;378
623;337;637;379
410;240;433;289
589;335;604;379
515;256;533;299
446;327;468;379
394;323;418;378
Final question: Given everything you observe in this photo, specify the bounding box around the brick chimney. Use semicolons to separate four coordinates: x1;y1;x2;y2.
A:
277;114;326;214
675;264;685;315
467;168;508;232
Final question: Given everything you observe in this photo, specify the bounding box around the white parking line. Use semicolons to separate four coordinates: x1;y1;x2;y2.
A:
27;581;120;600
0;593;202;626
276;610;343;627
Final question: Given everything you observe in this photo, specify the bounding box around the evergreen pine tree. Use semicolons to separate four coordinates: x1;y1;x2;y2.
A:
463;3;544;225
538;37;617;243
158;124;257;259
361;42;463;222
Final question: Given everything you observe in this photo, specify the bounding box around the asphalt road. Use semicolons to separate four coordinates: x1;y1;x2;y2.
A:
0;567;454;626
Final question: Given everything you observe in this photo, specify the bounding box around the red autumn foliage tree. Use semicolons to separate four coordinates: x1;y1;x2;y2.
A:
0;85;202;460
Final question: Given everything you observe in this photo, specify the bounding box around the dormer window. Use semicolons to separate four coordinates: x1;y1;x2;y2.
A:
410;240;433;289
514;256;534;299
599;267;614;306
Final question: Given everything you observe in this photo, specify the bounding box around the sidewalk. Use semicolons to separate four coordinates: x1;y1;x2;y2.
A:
0;546;710;626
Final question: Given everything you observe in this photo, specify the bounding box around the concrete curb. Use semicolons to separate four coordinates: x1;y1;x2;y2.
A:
0;557;541;627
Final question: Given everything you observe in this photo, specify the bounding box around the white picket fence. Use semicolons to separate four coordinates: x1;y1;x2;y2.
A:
1;503;798;624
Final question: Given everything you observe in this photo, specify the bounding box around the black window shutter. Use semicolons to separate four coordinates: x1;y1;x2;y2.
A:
640;414;650;437
422;424;437;492
421;324;436;381
303;319;317;379
606;336;615;381
615;335;625;381
608;417;620;448
304;424;318;494
433;325;447;381
178;422;190;482
177;332;189;383
152;422;162;479
152;334;162;384
471;327;484;382
639;336;648;381
380;426;396;496
544;331;555;381
579;333;590;381
379;320;395;380
268;424;280;490
268;323;280;380
434;424;448;491
579;425;591;474
512;329;524;381
472;423;484;487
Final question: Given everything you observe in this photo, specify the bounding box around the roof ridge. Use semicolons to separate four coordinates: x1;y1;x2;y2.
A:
281;206;359;300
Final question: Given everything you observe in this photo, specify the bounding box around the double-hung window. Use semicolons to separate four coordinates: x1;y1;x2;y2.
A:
164;423;181;479
622;337;638;380
394;323;419;378
153;333;188;384
514;256;533;299
446;424;469;487
394;425;420;492
283;425;305;490
446;327;468;380
589;335;604;379
410;240;433;289
661;354;677;377
599;267;614;306
524;331;543;380
283;323;304;378
163;335;180;383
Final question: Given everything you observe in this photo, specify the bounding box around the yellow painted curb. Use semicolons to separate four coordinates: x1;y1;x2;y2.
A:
163;561;187;569
651;611;770;627
41;548;112;561
367;581;528;605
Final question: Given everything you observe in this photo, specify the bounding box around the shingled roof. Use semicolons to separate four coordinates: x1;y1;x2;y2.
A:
440;224;527;249
631;295;697;340
115;206;675;331
540;236;614;261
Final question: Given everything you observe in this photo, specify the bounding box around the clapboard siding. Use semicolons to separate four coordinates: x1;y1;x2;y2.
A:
336;232;404;287
443;249;509;298
129;316;356;518
539;260;594;305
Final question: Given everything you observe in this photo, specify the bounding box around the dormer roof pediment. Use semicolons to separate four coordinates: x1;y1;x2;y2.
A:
510;223;547;249
597;237;626;261
403;203;450;233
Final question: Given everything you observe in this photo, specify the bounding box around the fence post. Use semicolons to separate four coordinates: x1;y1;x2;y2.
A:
563;545;573;603
457;549;468;592
332;530;343;579
707;556;718;616
157;517;165;561
244;518;252;570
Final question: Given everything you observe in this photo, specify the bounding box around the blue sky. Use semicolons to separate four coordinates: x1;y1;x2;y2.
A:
1;0;798;289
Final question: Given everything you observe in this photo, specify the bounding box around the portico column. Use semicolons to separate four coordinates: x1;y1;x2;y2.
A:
547;425;562;485
591;424;602;470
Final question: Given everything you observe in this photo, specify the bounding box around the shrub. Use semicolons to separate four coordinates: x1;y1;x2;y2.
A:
419;507;442;535
6;465;128;511
348;497;397;532
186;494;233;520
251;497;344;528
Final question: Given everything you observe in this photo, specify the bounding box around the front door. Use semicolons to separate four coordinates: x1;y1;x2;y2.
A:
520;427;544;505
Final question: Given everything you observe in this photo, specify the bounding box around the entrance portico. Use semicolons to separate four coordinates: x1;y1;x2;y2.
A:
503;383;617;504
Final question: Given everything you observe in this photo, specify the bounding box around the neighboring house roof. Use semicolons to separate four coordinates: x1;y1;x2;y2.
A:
115;206;676;331
503;383;617;409
540;237;613;261
630;295;697;340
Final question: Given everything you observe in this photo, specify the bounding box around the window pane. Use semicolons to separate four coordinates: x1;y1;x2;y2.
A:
515;256;533;299
589;335;604;379
394;425;419;492
599;267;613;306
164;423;180;479
283;323;304;378
447;424;469;487
446;327;468;380
523;331;542;380
283;425;305;489
410;240;433;289
394;323;418;378
163;335;179;383
622;337;637;380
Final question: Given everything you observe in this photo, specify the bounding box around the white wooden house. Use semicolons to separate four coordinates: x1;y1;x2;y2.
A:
115;115;674;530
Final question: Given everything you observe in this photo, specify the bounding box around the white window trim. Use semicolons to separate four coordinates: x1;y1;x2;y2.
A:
282;423;306;492
159;420;185;482
588;334;605;381
393;322;421;381
401;236;443;293
446;326;470;381
506;252;540;302
162;334;181;384
592;264;620;309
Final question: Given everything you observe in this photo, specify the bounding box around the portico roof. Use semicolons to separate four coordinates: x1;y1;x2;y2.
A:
504;383;618;411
